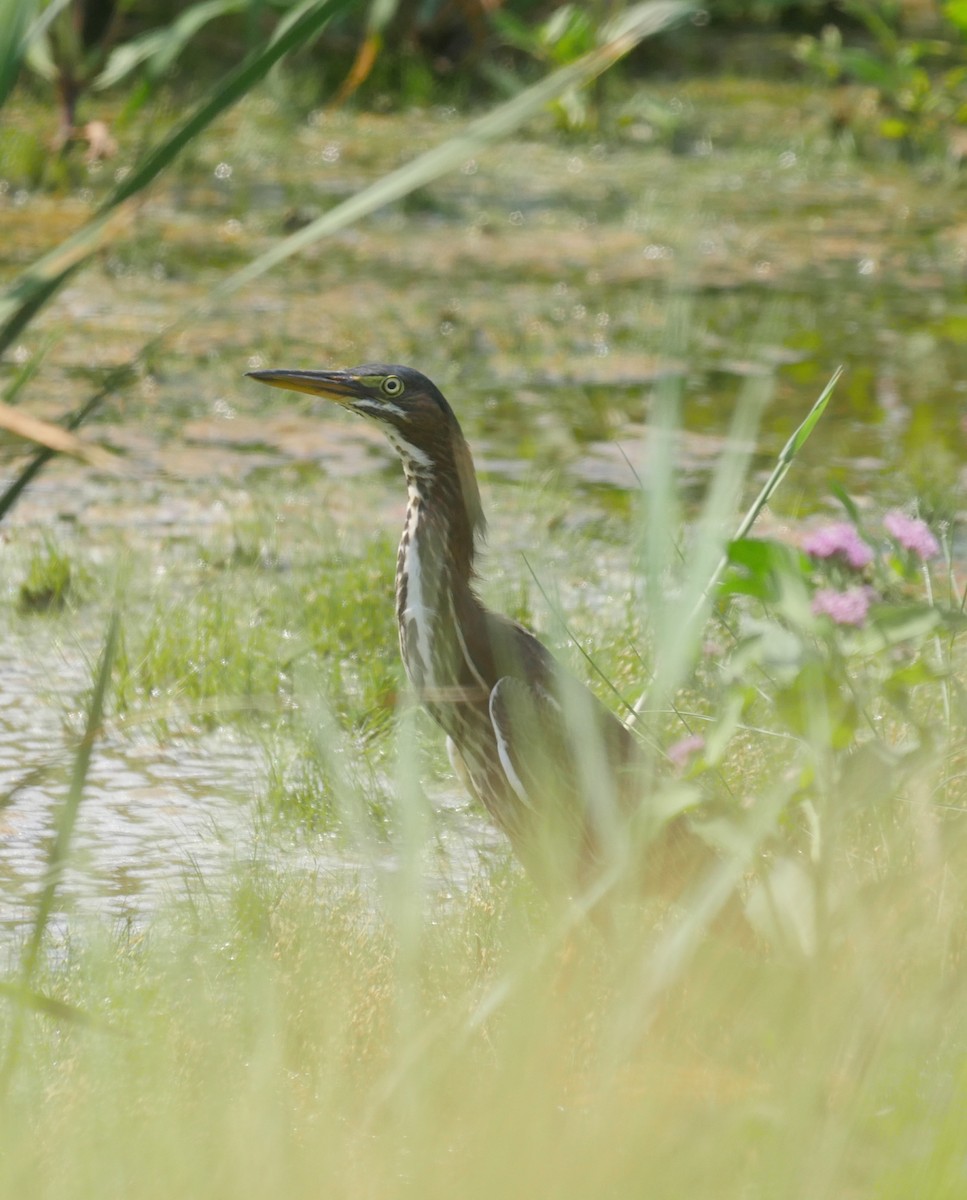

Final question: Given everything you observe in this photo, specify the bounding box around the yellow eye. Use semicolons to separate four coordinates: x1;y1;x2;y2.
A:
381;376;404;397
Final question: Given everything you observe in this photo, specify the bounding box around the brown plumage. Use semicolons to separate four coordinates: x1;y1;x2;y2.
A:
247;364;717;899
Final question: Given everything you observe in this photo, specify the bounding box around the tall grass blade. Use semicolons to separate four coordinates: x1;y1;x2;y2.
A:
631;366;838;721
640;300;688;625
632;323;780;720
686;365;841;619
0;332;52;407
664;358;774;673
0;398;122;467
21;612;120;981
0;0;36;108
0;370;129;522
730;365;842;547
0;614;120;1085
94;0;253;91
0;981;99;1027
331;0;399;105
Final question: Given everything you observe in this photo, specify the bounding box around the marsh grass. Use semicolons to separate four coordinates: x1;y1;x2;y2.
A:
3;807;966;1200
112;529;399;729
17;536;76;612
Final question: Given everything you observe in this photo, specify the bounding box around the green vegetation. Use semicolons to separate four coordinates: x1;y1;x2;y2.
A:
796;0;967;156
111;526;395;724
110;527;401;825
1;1;966;1195
4;852;963;1200
1;430;965;1193
17;536;75;611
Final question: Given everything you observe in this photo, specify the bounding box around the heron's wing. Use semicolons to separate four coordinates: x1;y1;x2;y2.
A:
479;617;732;906
487;675;567;812
486;673;597;882
488;662;642;872
485;615;640;803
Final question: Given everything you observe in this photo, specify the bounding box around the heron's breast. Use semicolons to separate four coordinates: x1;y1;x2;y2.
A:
396;498;440;689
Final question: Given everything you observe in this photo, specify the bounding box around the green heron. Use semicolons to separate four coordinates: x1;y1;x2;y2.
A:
247;364;714;899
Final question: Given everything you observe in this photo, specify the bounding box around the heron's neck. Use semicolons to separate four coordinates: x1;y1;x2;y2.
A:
393;436;487;692
393;422;484;593
396;467;478;612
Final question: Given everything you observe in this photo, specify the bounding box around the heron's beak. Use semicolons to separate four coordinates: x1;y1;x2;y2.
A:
246;368;363;406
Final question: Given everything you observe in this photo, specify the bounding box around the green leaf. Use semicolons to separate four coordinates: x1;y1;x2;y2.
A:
945;0;967;34
20;0;75;84
885;658;945;690
870;603;941;644
724;621;806;684
841;47;897;88
775;658;859;749
95;0;251;89
880;117;910;140
721;538;814;625
940;607;967;632
0;0;36;104
703;367;841;606
0;981;98;1026
830;482;862;525
649;782;704;825
703;690;747;766
727;537;810;579
847;601;967;654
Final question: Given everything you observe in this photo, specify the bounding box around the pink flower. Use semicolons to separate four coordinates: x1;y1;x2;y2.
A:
883;510;940;561
667;734;705;768
802;523;873;570
811;586;873;627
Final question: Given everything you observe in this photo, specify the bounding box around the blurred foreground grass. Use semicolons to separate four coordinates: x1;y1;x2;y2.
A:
2;829;966;1200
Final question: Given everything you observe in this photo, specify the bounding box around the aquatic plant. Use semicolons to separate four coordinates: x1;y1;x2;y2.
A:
717;500;964;947
795;0;967;156
17;536;75;612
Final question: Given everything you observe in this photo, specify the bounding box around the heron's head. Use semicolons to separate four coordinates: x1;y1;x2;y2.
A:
247;363;483;530
248;364;459;458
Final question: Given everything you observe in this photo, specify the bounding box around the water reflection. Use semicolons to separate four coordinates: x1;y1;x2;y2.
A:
0;643;258;936
0;628;504;946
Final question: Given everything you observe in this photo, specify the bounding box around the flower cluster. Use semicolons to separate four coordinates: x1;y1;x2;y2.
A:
802;510;942;628
667;733;705;769
802;522;873;570
883;510;940;561
811;586;874;627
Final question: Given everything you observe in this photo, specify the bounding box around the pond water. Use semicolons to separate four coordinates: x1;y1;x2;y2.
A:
0;679;255;932
0;614;501;954
1;78;965;943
